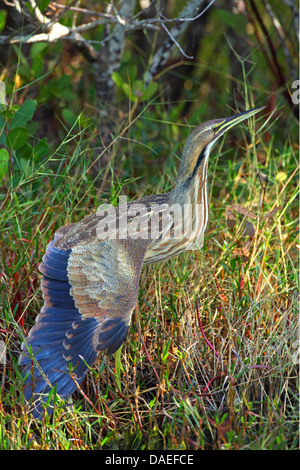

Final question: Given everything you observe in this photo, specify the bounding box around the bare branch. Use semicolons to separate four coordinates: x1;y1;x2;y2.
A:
0;25;67;44
93;0;136;113
263;0;297;79
158;0;215;23
0;0;215;107
161;22;193;60
0;0;215;50
280;0;299;40
27;0;50;25
144;0;214;87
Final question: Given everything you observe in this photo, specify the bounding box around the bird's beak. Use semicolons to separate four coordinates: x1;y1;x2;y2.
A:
213;106;265;136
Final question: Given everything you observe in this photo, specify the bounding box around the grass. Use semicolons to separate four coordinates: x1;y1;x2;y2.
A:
0;91;298;450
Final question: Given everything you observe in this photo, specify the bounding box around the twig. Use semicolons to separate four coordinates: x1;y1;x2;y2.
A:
70;371;101;414
157;0;215;23
263;0;296;79
232;349;269;370
0;0;216;91
195;303;219;358
161;22;193;60
281;0;299;40
247;0;294;113
202;373;236;394
134;387;148;440
52;0;214;27
144;0;214;86
140;334;160;382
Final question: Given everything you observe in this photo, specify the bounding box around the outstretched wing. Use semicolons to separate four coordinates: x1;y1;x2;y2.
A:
19;232;151;418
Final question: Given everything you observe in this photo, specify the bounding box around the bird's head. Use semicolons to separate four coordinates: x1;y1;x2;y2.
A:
176;106;265;187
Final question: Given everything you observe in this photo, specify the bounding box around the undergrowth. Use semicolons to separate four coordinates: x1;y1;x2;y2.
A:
0;90;298;450
0;37;298;449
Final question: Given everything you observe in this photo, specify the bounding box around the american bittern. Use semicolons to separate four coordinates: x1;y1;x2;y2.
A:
19;106;264;417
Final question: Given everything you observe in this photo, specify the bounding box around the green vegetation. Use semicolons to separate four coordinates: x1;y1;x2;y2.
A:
0;1;298;450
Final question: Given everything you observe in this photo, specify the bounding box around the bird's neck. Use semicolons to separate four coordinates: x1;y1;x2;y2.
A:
170;143;212;206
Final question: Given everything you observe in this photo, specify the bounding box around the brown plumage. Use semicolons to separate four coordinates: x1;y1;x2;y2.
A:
19;106;264;417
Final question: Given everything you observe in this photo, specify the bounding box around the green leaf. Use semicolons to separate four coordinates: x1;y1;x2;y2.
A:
0;10;7;33
0;104;20;120
127;65;137;84
123;80;159;102
112;71;125;88
16;142;33;161
213;9;246;34
56;75;75;101
31;56;44;80
38;0;51;12
10;99;36;129
6;127;28;150
132;80;144;102
0;148;9;181
33;138;49;161
19;157;30;173
30;42;48;59
143;82;158;101
62;108;77;126
121;82;131;100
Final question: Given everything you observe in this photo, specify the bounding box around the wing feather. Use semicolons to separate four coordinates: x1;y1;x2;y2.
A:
20;235;151;417
19;194;173;417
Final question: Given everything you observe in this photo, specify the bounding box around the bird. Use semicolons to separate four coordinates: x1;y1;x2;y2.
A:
19;106;264;417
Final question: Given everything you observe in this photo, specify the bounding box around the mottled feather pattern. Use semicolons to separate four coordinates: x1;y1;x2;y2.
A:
19;188;208;417
68;238;151;320
19;109;264;417
19;242;101;416
19;237;150;417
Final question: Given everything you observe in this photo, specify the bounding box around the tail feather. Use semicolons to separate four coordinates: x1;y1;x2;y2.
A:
19;242;100;418
96;320;129;354
19;238;133;418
